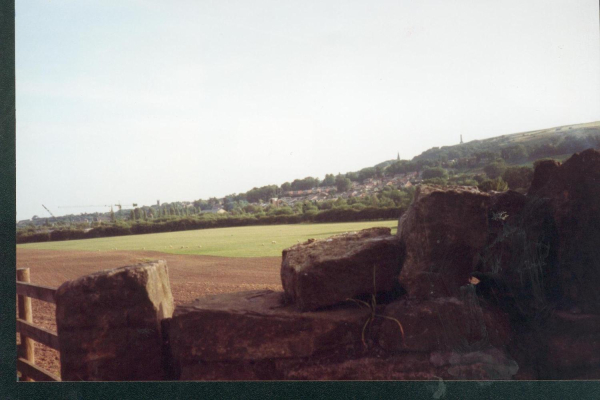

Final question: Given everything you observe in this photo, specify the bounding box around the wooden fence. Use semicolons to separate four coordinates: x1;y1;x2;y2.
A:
16;268;61;382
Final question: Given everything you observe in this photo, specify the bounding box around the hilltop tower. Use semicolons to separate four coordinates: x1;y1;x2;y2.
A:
397;152;400;160
460;134;463;144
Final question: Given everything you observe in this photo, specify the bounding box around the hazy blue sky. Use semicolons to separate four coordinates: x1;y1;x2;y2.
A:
16;1;600;220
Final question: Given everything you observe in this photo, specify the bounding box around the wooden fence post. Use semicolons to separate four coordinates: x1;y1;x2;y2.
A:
17;268;35;381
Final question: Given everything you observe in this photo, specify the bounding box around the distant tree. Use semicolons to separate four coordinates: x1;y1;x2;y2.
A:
335;175;352;192
421;167;448;180
302;201;318;213
478;177;509;192
320;174;336;187
447;149;461;160
448;175;479;187
378;196;395;207
502;166;534;190
268;205;294;216
529;142;560;159
246;185;278;203
223;197;235;212
317;200;335;210
345;172;359;182
244;204;263;214
556;135;590;154
334;197;347;208
474;151;498;163
193;199;211;210
291;177;320;191
422;177;448;186
370;194;379;207
208;197;219;208
501;145;528;161
386;160;414;176
233;193;247;202
472;174;486;184
483;161;507;179
280;182;291;192
358;167;376;182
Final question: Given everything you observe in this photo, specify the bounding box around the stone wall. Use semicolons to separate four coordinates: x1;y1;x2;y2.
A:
55;149;600;380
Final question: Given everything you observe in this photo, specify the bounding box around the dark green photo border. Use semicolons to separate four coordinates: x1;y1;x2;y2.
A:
1;0;599;398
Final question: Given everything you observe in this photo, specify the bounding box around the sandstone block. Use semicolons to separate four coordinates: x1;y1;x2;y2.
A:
377;297;511;352
168;290;372;380
527;149;600;313
398;185;491;298
55;260;174;381
281;227;404;311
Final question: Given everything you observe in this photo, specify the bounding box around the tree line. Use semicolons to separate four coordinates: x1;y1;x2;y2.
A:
17;205;406;244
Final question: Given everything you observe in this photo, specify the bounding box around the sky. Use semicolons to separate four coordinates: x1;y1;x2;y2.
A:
16;0;600;220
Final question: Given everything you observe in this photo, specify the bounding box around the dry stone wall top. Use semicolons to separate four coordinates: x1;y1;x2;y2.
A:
168;290;373;380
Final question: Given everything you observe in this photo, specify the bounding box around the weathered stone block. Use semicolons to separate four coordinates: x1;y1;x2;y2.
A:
397;185;491;299
377;297;511;352
527;149;600;313
55;260;174;381
281;227;404;311
168;290;373;380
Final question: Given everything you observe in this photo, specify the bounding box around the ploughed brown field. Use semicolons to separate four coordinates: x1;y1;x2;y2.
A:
16;248;282;378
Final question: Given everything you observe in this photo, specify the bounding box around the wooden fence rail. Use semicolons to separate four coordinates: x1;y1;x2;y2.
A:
16;282;57;304
16;268;61;382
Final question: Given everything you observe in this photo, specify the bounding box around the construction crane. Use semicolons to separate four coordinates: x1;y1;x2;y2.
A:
58;203;138;211
42;204;56;220
114;202;138;211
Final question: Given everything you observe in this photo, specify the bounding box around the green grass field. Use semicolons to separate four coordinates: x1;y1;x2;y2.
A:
17;221;398;257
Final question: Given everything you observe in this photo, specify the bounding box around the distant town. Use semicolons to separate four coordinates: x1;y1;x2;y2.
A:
17;172;420;230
